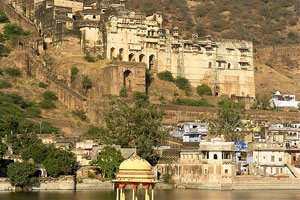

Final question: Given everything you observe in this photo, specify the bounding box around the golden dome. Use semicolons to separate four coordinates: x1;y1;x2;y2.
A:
115;153;155;183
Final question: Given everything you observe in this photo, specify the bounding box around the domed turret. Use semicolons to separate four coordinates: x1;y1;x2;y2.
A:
116;153;155;182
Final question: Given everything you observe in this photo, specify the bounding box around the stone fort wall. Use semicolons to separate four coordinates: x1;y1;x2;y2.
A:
0;0;37;33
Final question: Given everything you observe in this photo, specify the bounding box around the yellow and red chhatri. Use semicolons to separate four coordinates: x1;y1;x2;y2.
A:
113;153;156;200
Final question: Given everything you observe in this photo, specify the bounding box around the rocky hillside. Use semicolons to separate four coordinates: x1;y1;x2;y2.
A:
125;0;300;44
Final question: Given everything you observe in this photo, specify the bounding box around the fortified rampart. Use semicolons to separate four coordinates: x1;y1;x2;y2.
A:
0;0;37;33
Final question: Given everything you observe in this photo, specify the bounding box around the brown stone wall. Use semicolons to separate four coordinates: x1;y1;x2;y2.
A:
0;0;37;33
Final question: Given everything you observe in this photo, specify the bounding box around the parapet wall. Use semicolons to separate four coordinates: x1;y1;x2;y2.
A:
0;0;37;33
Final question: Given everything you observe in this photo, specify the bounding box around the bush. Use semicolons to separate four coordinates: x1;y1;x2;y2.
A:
119;86;128;97
5;67;21;77
174;98;214;107
88;173;95;179
0;10;9;23
39;100;55;109
25;106;41;118
82;75;92;93
157;70;174;82
38;82;48;88
0;79;11;89
42;91;57;101
40;121;59;134
265;62;273;68
84;55;95;62
72;109;88;121
133;91;149;106
3;23;29;39
162;173;172;183
175;76;191;91
197;84;212;96
71;67;79;81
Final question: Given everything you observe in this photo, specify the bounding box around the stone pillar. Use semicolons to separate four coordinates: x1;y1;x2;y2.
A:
131;184;138;200
119;184;126;200
151;184;155;200
143;184;150;200
116;187;120;200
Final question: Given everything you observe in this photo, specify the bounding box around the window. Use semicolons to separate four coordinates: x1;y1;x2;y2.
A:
279;158;282;162
228;63;231;69
208;62;212;68
93;15;96;19
225;169;228;174
214;154;218;160
271;156;275;162
218;62;221;67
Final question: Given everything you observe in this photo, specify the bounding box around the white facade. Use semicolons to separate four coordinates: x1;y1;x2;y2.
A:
271;91;300;108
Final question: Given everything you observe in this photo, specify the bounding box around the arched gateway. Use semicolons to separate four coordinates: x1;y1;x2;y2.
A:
113;153;156;200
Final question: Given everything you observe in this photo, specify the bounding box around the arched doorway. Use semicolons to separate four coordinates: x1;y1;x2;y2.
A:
129;53;135;62
110;47;115;59
149;54;155;71
123;70;132;90
139;54;145;63
119;48;124;60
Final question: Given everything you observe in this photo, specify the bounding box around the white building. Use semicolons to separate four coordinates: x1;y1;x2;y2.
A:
271;91;300;108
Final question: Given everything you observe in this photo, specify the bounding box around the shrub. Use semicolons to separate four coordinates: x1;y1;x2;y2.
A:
5;67;21;77
265;62;273;68
72;109;88;121
71;67;79;81
39;100;55;109
3;23;29;39
197;84;212;96
40;121;59;134
0;79;11;89
82;75;92;93
88;172;95;179
42;91;57;101
162;173;172;183
38;82;48;88
159;96;166;103
84;55;95;62
25;106;41;118
174;98;214;107
157;70;174;82
133;91;149;106
0;10;8;23
175;76;190;90
119;86;128;97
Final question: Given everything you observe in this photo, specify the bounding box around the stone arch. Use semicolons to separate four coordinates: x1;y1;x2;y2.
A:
129;53;135;62
149;54;155;70
139;54;145;62
110;47;115;59
119;48;124;60
208;62;212;68
123;70;132;90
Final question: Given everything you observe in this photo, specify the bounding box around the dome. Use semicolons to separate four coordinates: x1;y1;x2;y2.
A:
115;153;155;183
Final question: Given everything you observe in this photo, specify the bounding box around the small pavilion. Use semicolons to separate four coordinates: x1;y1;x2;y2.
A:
113;153;156;200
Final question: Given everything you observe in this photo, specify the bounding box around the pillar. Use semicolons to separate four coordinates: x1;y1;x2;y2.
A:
130;184;138;200
116;188;120;200
119;184;126;200
143;184;150;200
151;184;155;200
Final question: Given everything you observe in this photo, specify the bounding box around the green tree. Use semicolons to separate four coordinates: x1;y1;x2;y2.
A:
0;141;7;158
81;75;92;93
104;99;167;164
42;146;77;177
209;101;249;141
197;84;212;96
7;162;37;188
91;146;124;180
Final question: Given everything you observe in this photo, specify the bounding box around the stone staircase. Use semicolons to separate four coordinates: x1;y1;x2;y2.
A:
287;164;300;179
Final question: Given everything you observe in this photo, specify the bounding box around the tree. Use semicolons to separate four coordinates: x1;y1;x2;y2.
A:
209;100;249;141
197;84;212;96
0;141;7;158
71;67;79;81
42;91;57;101
0;10;8;23
42;146;77;177
103;99;167;164
81;75;92;93
7;162;37;188
91;146;124;180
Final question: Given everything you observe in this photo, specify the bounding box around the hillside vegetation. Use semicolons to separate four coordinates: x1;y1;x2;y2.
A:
126;0;300;44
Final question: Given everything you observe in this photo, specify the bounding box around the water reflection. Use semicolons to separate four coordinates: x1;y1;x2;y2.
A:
0;189;299;200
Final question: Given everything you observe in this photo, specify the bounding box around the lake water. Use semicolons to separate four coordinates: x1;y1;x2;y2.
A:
0;189;299;200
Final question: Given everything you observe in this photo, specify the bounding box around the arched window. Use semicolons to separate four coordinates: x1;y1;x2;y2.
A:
214;154;218;160
208;62;212;68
